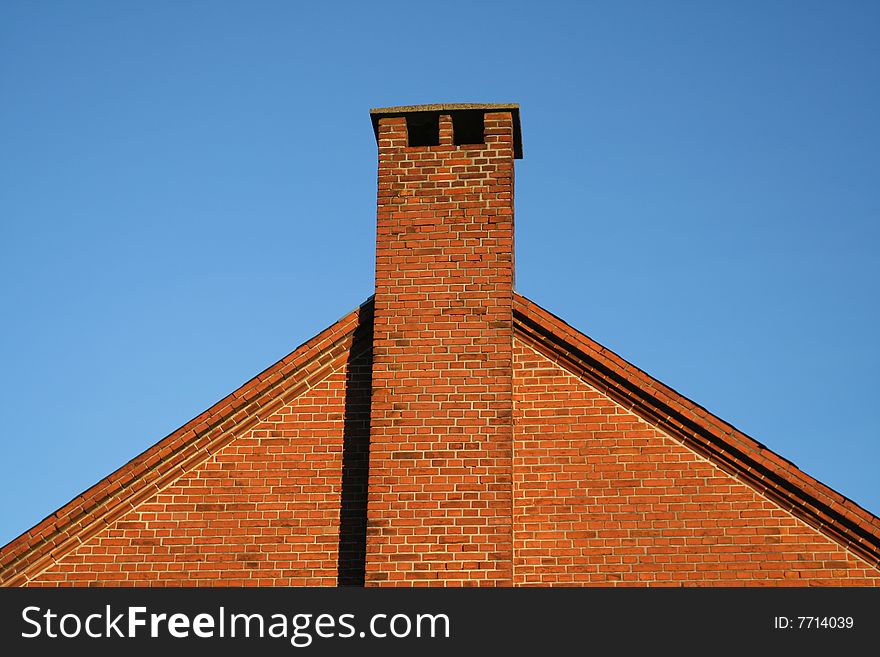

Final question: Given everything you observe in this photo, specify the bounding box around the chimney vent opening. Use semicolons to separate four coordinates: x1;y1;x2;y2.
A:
406;112;440;147
452;110;485;146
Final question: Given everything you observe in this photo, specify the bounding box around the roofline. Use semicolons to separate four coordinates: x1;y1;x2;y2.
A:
512;292;880;569
0;298;375;586
4;291;878;583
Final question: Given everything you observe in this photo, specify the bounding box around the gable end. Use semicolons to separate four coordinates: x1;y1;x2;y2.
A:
512;293;880;570
0;299;375;586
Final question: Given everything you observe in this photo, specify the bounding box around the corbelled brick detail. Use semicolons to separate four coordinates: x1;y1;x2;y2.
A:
366;110;516;585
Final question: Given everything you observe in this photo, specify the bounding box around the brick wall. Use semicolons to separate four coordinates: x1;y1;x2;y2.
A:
513;339;880;585
16;310;373;587
366;110;516;585
5;103;879;588
12;315;880;586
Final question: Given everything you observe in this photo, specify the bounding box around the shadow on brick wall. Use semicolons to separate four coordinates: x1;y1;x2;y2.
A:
336;304;373;585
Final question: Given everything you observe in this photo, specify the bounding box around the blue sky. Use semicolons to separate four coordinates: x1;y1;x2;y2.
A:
1;1;878;547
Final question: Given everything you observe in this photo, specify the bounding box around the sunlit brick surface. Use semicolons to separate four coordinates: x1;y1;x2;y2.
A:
5;104;879;588
366;112;515;586
513;340;880;586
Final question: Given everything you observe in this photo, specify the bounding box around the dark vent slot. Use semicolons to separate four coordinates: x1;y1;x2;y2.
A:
452;111;484;145
406;113;440;147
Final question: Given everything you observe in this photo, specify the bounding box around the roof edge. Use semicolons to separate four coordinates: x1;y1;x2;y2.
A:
512;292;880;569
0;298;375;586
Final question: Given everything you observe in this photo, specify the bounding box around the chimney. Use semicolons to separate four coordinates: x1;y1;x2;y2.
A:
366;104;522;585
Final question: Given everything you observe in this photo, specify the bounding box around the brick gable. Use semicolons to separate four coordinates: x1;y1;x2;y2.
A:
0;302;373;586
513;338;880;585
3;295;879;586
2;102;878;587
30;369;352;586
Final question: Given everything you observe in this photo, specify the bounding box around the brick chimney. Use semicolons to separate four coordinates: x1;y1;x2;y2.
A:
366;104;522;585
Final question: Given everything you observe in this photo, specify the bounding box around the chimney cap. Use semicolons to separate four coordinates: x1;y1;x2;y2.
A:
370;103;522;159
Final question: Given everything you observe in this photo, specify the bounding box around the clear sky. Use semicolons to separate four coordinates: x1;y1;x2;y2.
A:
1;1;878;547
